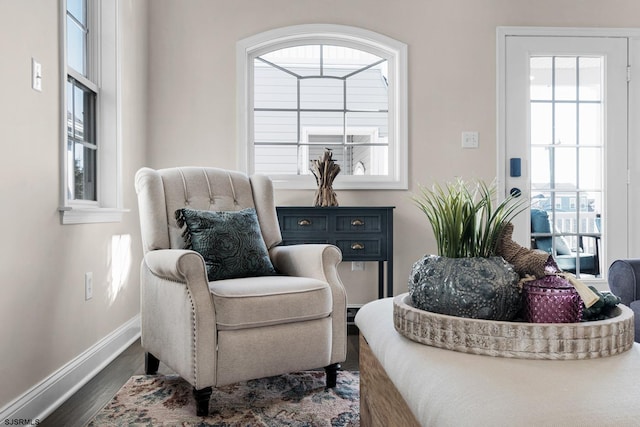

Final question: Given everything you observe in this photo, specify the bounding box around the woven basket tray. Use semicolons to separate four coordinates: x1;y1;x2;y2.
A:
393;293;635;360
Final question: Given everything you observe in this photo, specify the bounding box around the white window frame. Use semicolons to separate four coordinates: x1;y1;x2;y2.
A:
59;0;125;224
236;24;408;190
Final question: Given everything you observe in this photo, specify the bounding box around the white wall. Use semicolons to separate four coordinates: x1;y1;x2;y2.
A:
0;0;148;411
3;0;640;416
147;0;640;305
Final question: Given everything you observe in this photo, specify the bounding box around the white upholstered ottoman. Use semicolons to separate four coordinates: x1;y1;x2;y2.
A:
355;298;640;427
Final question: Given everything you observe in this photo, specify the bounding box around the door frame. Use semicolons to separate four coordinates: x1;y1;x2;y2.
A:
497;26;640;285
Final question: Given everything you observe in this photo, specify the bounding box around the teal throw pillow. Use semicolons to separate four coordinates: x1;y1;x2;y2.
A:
176;207;276;281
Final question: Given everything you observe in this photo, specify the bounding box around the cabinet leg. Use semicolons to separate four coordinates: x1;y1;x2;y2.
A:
387;258;394;297
378;261;384;299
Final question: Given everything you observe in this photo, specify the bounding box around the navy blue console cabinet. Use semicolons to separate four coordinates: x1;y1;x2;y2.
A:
276;206;394;299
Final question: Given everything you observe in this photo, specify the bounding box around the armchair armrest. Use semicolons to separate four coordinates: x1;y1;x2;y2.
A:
269;244;343;287
144;248;208;283
269;244;347;364
141;249;216;388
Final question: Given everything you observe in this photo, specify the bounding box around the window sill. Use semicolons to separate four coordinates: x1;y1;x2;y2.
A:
269;174;408;190
59;207;129;225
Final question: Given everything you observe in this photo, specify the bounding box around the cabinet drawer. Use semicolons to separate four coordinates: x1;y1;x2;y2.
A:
335;214;383;233
279;214;328;232
336;239;385;260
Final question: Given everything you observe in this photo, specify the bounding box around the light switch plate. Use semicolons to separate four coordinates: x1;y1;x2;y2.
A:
462;131;479;149
85;272;93;300
32;58;42;92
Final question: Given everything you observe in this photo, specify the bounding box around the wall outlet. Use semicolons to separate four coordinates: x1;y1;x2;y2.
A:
85;272;93;301
351;261;365;271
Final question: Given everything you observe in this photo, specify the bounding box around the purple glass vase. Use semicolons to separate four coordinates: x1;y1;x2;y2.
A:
523;274;583;323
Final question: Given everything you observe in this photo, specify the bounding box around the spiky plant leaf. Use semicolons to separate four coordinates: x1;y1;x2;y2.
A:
413;179;527;258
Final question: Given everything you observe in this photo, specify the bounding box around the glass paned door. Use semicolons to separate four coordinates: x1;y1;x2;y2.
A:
503;36;628;280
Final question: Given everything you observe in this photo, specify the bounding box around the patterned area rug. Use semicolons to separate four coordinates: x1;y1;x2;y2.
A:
88;370;359;426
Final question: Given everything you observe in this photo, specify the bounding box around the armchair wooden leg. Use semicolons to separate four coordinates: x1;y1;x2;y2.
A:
193;386;213;416
325;363;341;388
145;352;160;375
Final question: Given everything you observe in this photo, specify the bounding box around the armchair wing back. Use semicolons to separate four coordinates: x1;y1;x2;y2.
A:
134;166;347;416
136;167;282;253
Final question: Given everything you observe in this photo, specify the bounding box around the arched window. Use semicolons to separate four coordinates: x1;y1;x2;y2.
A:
237;24;408;189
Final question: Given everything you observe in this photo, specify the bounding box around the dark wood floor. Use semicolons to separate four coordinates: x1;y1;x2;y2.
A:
41;325;360;427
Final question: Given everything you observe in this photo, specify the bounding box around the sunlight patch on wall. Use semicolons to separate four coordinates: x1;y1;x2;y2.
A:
108;234;132;304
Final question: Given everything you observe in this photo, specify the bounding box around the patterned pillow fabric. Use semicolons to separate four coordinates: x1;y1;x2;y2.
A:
175;207;276;281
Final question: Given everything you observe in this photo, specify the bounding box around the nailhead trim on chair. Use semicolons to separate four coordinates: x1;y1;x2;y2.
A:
187;287;199;388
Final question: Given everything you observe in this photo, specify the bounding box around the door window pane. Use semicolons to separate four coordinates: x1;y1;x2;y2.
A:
579;148;602;189
530;57;553;101
579;57;602;101
578;104;602;146
554;147;577;189
530;55;604;277
555;103;577;145
555;57;577;101
531;103;552;145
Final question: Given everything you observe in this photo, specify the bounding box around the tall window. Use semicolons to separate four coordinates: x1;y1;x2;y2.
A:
60;0;123;224
66;0;97;201
237;25;408;189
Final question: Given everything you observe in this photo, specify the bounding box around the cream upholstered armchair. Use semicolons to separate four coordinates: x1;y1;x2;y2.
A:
134;166;347;416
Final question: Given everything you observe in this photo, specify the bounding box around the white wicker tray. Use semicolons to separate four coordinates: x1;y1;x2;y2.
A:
393;293;635;360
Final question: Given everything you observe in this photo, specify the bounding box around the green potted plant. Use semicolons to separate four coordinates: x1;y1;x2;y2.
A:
410;179;527;320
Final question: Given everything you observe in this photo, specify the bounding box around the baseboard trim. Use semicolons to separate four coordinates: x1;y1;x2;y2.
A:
0;314;141;424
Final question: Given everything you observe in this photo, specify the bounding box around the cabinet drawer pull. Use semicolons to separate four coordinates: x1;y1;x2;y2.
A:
351;242;365;250
351;218;365;226
298;219;312;226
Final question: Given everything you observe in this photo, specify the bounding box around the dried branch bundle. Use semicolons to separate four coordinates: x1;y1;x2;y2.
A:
310;149;340;207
